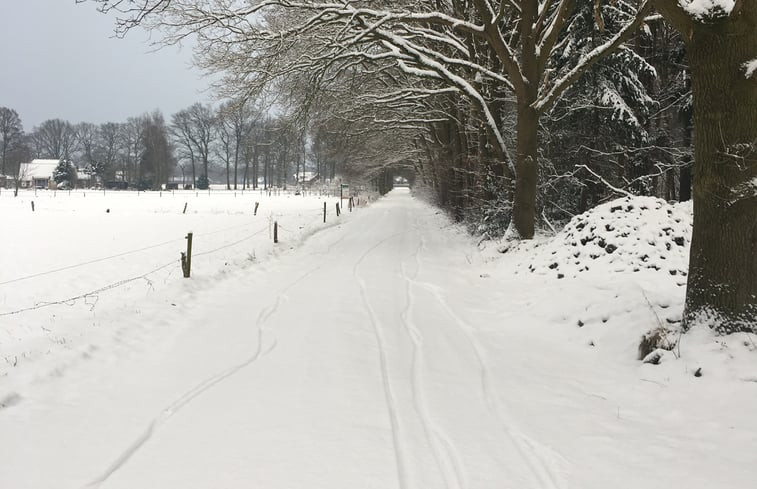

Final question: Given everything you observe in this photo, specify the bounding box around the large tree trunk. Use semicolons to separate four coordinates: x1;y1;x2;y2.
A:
511;3;539;239
511;101;539;239
682;12;757;332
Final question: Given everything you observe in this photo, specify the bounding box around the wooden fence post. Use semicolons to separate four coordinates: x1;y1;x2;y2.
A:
183;202;188;214
254;202;260;215
181;232;193;278
31;201;35;212
274;221;278;243
323;202;327;223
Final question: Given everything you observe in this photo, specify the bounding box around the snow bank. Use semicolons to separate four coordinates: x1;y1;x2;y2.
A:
515;196;692;282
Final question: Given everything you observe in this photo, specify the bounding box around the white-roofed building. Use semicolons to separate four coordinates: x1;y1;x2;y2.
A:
18;159;60;189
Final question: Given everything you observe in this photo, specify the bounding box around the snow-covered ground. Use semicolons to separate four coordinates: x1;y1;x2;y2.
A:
1;188;756;489
1;188;352;380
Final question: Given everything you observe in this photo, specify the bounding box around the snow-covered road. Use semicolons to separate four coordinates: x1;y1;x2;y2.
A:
3;189;756;489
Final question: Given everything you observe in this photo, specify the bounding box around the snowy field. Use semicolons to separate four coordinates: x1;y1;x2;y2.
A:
1;188;756;489
1;188;354;382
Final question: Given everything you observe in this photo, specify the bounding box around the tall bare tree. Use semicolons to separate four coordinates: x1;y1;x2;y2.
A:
97;122;123;181
32;119;79;160
171;108;198;188
121;116;146;182
189;103;215;186
216;100;251;189
171;103;215;188
0;107;24;177
140;111;177;190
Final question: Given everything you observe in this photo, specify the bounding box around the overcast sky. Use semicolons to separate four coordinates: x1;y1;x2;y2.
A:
0;0;212;130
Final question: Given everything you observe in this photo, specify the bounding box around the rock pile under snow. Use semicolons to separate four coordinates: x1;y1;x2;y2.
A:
515;196;692;281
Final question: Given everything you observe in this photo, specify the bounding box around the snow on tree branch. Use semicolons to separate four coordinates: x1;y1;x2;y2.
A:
533;0;652;114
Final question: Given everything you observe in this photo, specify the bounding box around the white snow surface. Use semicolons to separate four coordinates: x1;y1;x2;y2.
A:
2;188;756;489
744;58;757;79
679;0;735;18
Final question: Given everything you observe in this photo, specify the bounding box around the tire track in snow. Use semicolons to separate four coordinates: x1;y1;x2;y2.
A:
352;232;411;489
85;232;348;488
399;221;468;489
411;238;566;489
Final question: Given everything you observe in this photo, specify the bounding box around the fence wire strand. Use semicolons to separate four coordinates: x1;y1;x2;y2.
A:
0;261;176;317
1;202;337;317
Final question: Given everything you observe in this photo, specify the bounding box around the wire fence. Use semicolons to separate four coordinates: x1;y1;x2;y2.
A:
0;261;177;317
0;199;354;318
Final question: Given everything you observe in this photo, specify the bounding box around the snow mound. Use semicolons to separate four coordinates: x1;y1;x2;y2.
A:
517;196;692;279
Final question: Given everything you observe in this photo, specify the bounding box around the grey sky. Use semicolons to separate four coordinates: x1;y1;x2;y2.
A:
0;0;211;130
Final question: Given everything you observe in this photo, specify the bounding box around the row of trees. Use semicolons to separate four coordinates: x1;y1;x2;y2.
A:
0;108;176;191
170;101;326;191
0;102;357;192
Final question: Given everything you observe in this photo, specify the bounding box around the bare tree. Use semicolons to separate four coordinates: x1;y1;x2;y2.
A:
96;122;123;182
32;119;79;160
121;116;145;183
171;103;215;188
0;107;24;178
9;136;32;196
171;108;198;188
76;122;98;186
189;103;215;187
140;111;177;190
216;100;251;189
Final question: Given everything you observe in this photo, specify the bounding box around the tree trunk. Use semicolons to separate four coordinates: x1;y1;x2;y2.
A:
252;148;259;189
264;151;269;190
511;101;539;239
679;163;692;201
511;4;539;240
233;141;240;190
683;14;757;332
191;157;196;189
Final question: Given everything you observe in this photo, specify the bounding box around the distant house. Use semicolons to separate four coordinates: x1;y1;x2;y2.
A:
77;168;94;188
18;159;60;189
294;171;320;186
17;159;92;189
